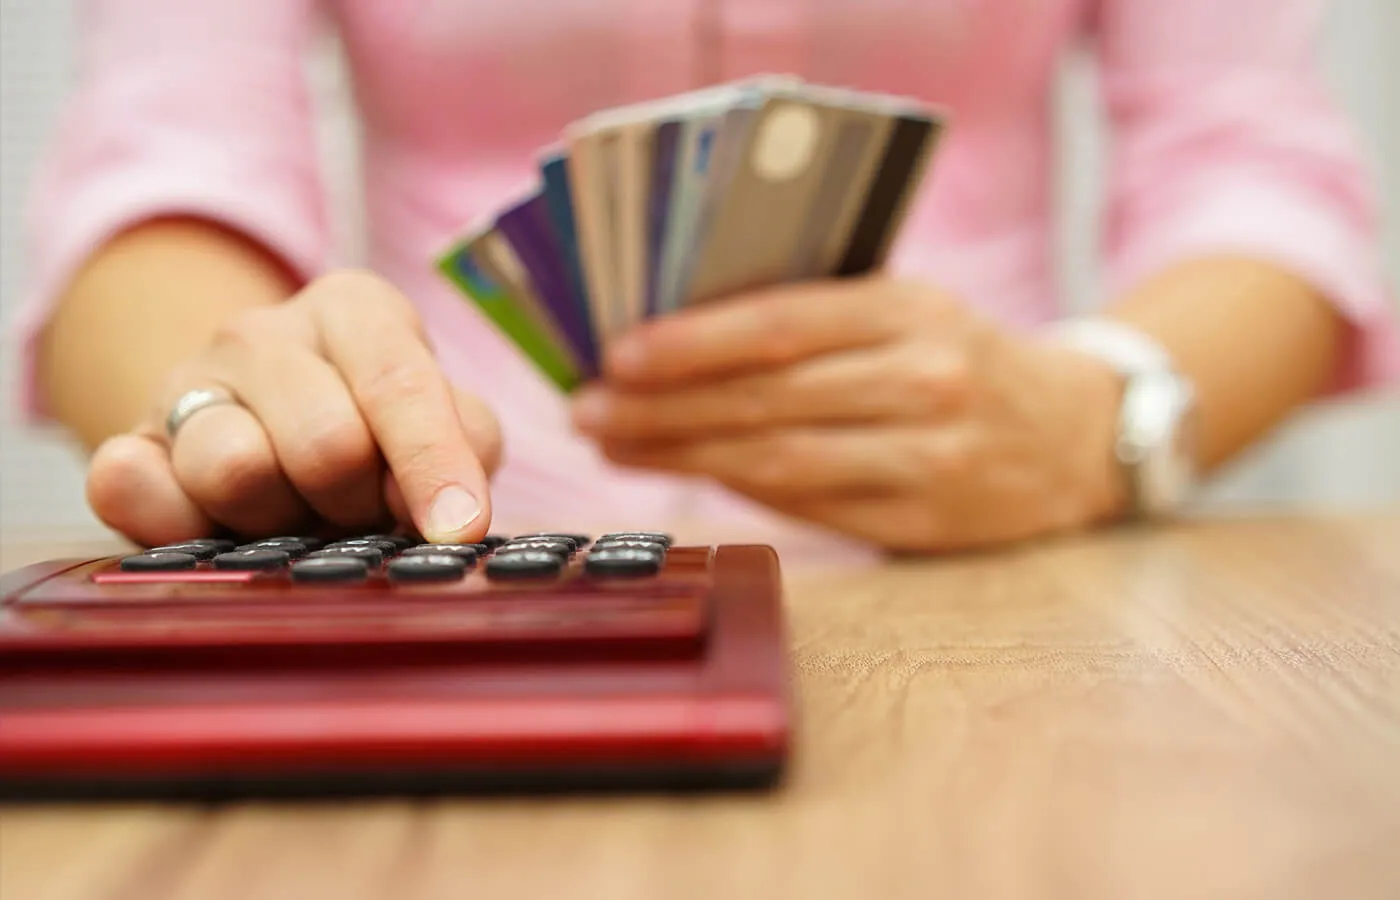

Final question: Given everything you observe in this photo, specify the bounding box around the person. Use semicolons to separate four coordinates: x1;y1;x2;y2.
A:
11;0;1399;555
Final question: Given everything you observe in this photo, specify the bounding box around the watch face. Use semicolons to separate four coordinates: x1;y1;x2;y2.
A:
1140;378;1198;514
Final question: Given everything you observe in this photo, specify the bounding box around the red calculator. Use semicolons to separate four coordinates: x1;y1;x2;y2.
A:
0;532;791;799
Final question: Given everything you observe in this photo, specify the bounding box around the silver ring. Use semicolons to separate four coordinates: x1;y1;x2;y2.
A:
165;387;240;440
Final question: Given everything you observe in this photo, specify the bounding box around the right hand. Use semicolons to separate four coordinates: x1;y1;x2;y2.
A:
86;269;502;547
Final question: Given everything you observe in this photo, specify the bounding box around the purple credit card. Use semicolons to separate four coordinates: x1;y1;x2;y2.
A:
496;191;599;378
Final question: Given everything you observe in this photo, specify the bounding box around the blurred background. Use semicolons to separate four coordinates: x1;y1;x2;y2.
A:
2;1;1396;541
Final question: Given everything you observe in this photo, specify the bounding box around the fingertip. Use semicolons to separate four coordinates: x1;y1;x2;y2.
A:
420;483;490;544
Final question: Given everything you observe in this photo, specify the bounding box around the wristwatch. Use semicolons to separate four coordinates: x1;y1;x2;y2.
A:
1053;318;1199;519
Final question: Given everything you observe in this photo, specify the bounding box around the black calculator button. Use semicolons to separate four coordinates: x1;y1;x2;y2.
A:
326;538;398;555
486;550;563;580
184;538;238;553
240;539;309;558
309;546;385;566
145;542;219;561
480;535;510;550
265;535;325;552
501;539;574;559
598;532;673;547
213;549;291;570
358;533;417;551
290;557;369;582
585;548;663;577
120;552;198;572
514;532;589;548
400;544;479;563
590;539;667;555
387;554;468;582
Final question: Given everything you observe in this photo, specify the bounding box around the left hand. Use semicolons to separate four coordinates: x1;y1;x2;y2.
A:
569;276;1129;553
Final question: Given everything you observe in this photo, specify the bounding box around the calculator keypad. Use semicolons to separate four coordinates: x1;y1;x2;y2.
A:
97;530;676;588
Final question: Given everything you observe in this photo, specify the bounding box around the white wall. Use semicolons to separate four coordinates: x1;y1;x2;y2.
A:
2;2;1396;541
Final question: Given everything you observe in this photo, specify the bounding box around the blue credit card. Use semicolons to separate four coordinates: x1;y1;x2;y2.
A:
539;151;599;368
644;119;681;318
654;118;719;313
496;191;599;378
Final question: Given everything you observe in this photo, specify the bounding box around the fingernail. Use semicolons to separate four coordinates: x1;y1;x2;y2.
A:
571;389;609;432
424;484;482;541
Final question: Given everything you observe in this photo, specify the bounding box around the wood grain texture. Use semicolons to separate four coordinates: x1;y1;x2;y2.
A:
2;514;1398;900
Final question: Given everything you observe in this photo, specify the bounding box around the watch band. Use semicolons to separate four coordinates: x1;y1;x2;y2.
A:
1052;318;1198;519
1052;318;1173;377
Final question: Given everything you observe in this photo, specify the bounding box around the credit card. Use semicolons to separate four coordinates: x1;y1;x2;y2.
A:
538;149;598;367
473;230;584;376
785;109;885;281
495;190;599;378
654;77;798;314
644;118;681;317
834;108;944;276
436;75;947;395
613;117;654;334
437;230;580;392
654;111;723;314
670;100;767;306
680;87;854;304
564;127;618;358
567;83;765;337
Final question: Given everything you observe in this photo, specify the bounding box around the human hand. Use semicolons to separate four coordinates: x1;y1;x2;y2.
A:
87;270;501;547
570;277;1126;553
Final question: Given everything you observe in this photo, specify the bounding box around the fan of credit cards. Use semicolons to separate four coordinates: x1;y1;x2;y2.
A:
437;75;946;392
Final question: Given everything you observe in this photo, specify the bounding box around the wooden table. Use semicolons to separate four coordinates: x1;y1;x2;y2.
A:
2;514;1398;900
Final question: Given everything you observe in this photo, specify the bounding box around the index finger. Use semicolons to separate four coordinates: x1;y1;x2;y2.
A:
602;277;907;387
309;271;492;543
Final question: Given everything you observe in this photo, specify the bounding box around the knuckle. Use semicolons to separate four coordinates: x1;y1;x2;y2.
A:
284;419;378;494
384;438;446;487
731;442;800;493
196;438;282;505
758;329;804;366
917;434;977;482
354;356;440;409
904;351;973;413
729;383;771;427
309;268;420;326
210;307;284;356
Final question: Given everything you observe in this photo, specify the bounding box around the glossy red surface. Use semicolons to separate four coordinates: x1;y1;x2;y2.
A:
0;544;791;794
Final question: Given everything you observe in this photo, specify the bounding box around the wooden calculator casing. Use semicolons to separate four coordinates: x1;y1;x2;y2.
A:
0;544;790;799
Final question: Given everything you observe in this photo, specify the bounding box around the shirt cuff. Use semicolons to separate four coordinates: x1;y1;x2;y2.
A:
5;172;328;426
1104;175;1400;396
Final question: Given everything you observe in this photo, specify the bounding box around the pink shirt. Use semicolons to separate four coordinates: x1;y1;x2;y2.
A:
12;0;1400;549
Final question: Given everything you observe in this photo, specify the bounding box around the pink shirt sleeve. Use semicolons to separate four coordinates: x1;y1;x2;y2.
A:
1093;0;1400;392
8;0;329;422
